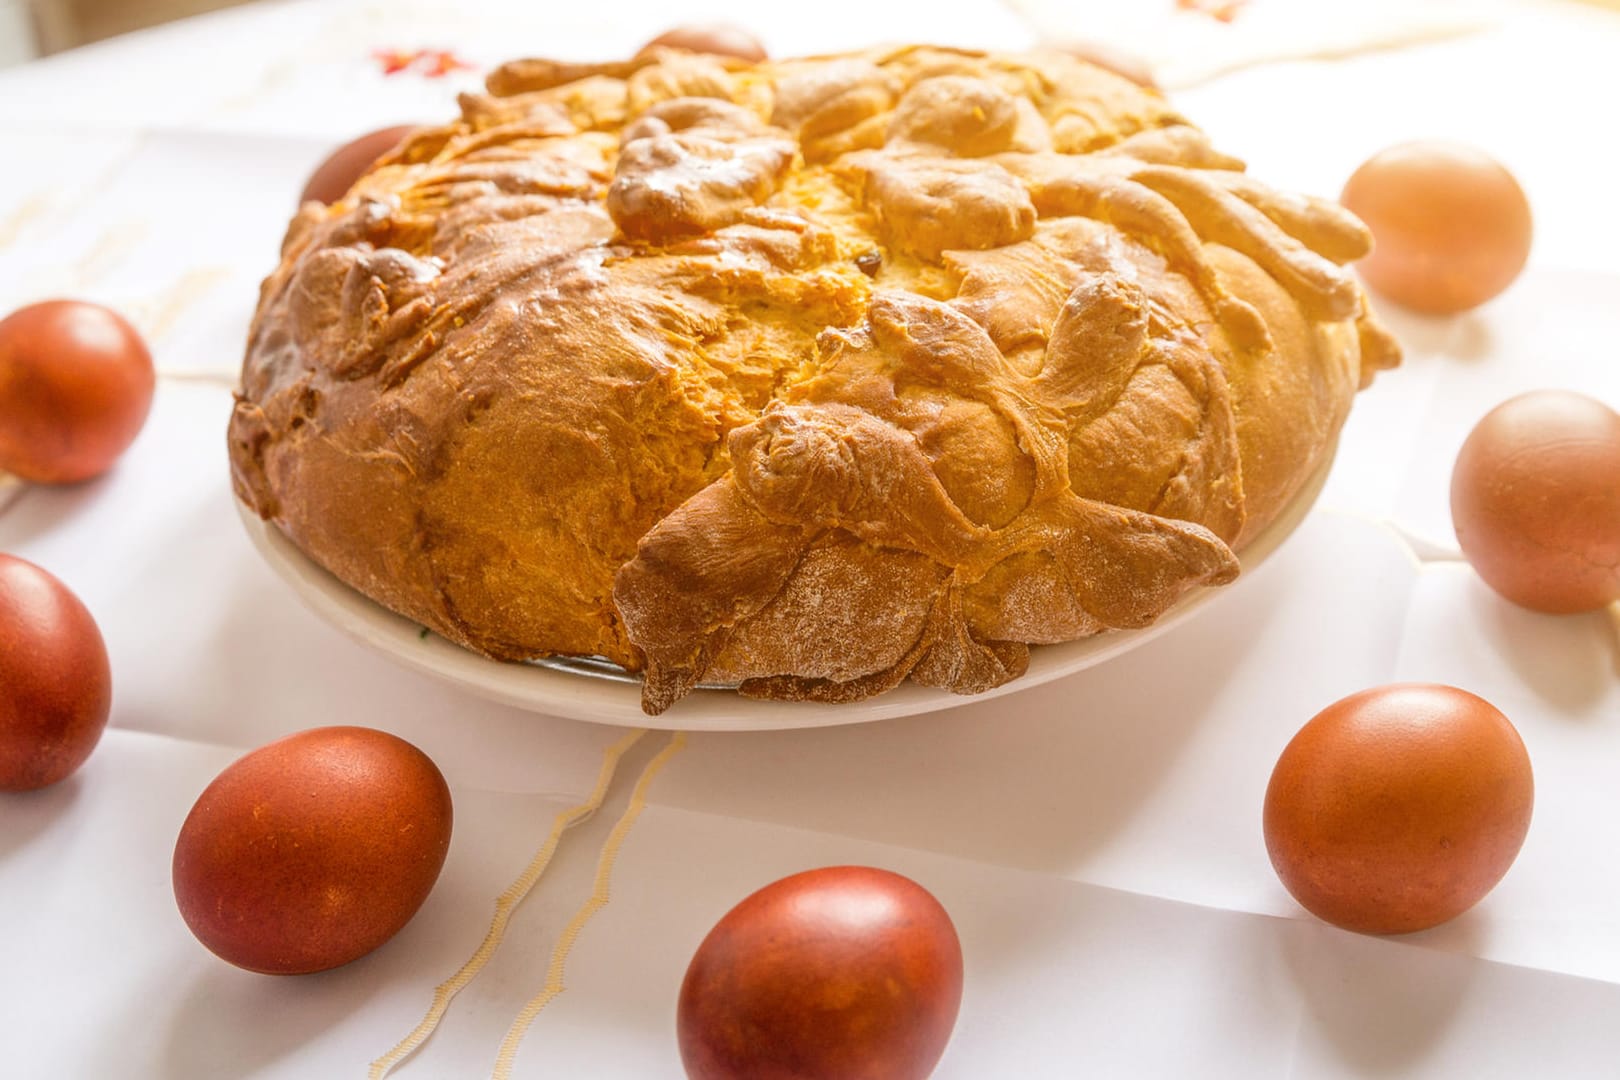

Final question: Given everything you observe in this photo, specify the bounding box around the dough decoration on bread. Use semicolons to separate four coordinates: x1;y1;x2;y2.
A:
230;45;1399;715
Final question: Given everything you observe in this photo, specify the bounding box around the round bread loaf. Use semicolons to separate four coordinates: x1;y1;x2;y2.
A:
230;45;1399;714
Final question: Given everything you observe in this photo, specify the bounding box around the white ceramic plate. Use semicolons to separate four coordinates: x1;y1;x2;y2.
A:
237;441;1333;731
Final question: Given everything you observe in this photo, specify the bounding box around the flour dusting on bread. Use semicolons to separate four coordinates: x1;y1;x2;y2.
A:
229;45;1397;714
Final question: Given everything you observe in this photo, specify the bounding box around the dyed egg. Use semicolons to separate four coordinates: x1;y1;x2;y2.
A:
0;300;154;484
1451;390;1620;613
641;24;767;62
173;726;453;974
1340;141;1532;314
0;555;112;791
679;866;963;1080
300;125;417;206
1264;684;1533;935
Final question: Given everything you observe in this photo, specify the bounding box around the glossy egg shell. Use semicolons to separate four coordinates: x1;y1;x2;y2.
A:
1264;684;1533;935
172;726;453;974
1451;390;1620;613
1340;141;1532;315
0;300;154;484
678;866;963;1080
0;554;112;791
300;125;418;206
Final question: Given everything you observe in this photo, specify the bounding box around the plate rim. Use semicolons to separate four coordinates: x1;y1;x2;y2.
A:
235;438;1335;731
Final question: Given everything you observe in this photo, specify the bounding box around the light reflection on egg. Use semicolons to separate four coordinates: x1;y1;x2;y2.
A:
0;300;154;484
1341;141;1532;315
172;726;453;975
679;866;962;1080
1451;390;1620;613
300;126;418;206
1265;683;1534;935
0;555;112;791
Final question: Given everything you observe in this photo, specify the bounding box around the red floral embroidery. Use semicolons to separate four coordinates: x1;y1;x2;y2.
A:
1176;0;1249;23
372;48;417;75
372;48;477;78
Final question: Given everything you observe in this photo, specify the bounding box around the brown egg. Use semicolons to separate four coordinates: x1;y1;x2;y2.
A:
1451;391;1620;613
679;866;962;1080
1340;141;1532;314
640;24;768;63
0;555;112;791
173;726;453;974
0;300;154;484
299;125;418;206
1264;684;1533;935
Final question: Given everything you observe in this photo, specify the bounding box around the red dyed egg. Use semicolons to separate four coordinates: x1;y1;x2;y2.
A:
0;300;154;484
300;125;417;206
0;554;112;791
173;726;453;974
679;866;963;1080
1341;141;1532;314
1265;684;1534;935
1451;390;1620;613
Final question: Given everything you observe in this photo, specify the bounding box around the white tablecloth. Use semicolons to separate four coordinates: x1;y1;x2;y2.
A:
4;1;1620;1076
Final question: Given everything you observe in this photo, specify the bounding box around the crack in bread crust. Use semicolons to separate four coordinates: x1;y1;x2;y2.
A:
229;45;1400;715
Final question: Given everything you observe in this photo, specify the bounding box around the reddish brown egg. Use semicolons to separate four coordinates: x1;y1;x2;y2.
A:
1451;390;1620;613
640;24;768;63
1264;684;1533;935
299;125;418;206
0;300;154;484
0;555;112;791
1340;141;1532;314
679;866;963;1080
173;726;453;974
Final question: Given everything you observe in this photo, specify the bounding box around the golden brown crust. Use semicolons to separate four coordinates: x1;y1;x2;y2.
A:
230;45;1398;715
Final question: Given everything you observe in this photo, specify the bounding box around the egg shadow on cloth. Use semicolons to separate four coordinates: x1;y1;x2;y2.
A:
156;951;386;1079
648;511;1425;907
660;555;1293;879
1282;916;1482;1076
1467;579;1612;714
102;490;548;757
1374;304;1493;364
0;472;112;549
0;773;84;861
